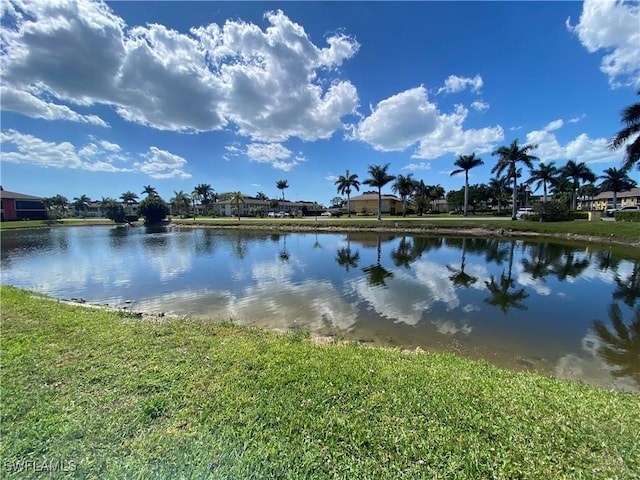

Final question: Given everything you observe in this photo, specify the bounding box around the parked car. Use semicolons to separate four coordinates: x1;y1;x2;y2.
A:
515;208;533;220
607;206;640;217
320;211;332;217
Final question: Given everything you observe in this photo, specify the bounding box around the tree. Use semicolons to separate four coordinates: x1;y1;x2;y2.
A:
450;153;484;216
492;140;539;220
330;197;344;209
488;176;510;212
560;160;596;210
391;173;415;217
120;191;139;214
72;194;91;218
170;190;191;217
138;195;169;224
609;89;640;172
256;191;268;201
276;179;289;201
101;198;126;223
141;185;158;197
428;184;445;212
335;170;360;217
598;167;637;211
362;163;396;221
412;180;430;215
45;194;69;219
527;161;558;203
231;191;245;220
192;184;215;214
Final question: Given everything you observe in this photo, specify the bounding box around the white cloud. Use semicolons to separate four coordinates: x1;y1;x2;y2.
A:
568;114;586;123
135;147;191;179
471;100;489;112
543;119;564;132
567;0;640;88
350;87;503;159
525;129;623;165
437;74;483;94
1;3;360;140
0;129;130;173
246;142;304;171
402;162;431;171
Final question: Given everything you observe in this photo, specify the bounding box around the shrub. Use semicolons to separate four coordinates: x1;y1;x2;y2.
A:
571;211;589;220
614;211;640;222
138;196;169;224
531;201;571;222
103;202;127;223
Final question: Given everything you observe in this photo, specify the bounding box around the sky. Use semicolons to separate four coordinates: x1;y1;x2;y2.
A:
1;0;639;206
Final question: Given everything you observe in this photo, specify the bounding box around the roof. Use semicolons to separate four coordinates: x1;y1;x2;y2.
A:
592;187;640;200
0;188;44;201
349;193;402;202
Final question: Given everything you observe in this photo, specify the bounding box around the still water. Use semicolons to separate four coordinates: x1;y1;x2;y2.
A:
2;225;639;393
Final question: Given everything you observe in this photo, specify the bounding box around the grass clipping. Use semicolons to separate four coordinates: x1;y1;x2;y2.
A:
1;286;639;479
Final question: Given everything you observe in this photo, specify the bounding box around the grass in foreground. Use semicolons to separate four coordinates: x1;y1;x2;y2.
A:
1;286;639;479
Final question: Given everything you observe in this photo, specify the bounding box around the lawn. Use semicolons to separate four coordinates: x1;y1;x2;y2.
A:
2;286;639;479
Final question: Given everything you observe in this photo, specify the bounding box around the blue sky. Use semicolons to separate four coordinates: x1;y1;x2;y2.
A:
1;0;638;205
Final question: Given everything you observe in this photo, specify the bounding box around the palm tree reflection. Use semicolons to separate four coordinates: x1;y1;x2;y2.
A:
592;303;640;387
446;238;478;288
484;240;528;314
613;260;640;308
362;234;393;287
335;240;360;272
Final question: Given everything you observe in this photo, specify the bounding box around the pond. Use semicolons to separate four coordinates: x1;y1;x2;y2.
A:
2;225;639;393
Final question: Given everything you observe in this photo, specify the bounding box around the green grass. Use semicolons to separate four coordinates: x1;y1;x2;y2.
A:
2;286;639;479
0;218;113;230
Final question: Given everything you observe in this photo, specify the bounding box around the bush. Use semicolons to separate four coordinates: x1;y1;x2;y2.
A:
125;214;139;223
103;202;127;223
571;211;589;220
138;196;169;224
531;201;571;222
614;211;640;222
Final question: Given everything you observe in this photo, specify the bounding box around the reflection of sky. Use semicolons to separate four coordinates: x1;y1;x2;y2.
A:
2;227;638;392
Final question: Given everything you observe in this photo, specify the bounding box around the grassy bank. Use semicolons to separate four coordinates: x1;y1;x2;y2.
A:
2;286;639;479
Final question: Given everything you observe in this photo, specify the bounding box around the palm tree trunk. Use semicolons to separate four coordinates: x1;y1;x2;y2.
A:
512;176;517;220
613;191;618;210
463;172;469;217
377;187;382;221
347;193;351;218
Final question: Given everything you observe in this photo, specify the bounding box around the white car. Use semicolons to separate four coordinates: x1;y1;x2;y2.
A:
515;208;533;220
320;211;332;217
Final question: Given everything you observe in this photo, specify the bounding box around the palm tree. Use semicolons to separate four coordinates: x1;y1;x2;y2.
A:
560;160;596;210
450;153;484;216
579;183;599;211
609;90;640;172
335;170;360;217
527;162;558;203
492;140;539;220
256;191;268;201
120;191;139;215
141;185;158;197
391;173;415;217
170;190;191;217
362;163;396;221
598;167;637;211
72;194;91;218
192;184;215;214
412;180;430;216
428;184;445;213
488;176;510;212
230;191;245;220
276;179;289;201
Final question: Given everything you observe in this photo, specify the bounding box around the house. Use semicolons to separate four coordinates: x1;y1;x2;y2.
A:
349;192;403;215
0;187;47;221
214;197;318;217
578;188;640;211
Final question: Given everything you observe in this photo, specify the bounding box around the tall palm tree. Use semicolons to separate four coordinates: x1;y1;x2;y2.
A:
170;190;191;217
391;173;415;217
412;180;430;216
230;191;245;220
362;163;396;221
488;176;510;212
609;89;640;172
141;185;158;197
120;191;139;215
527;161;558;203
256;191;268;201
428;184;445;212
450;153;484;216
192;184;215;214
560;160;596;210
72;194;91;218
598;167;637;211
276;179;289;201
335;169;360;217
491;139;539;220
579;183;599;211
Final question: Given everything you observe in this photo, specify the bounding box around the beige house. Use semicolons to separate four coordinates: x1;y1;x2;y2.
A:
578;188;640;211
349;193;403;215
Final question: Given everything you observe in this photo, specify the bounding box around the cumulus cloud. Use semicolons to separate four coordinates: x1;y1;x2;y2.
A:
350;87;503;158
543;119;564;132
402;162;431;171
0;129;191;178
437;74;483;94
135;147;191;179
471;100;489;112
525;128;623;165
246;143;305;171
1;2;360;140
567;0;640;88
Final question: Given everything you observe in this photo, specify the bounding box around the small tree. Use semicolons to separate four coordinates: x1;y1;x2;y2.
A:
138;196;169;224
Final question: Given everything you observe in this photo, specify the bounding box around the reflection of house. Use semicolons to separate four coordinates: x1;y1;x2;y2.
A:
578;188;640;211
0;187;47;221
349;193;403;215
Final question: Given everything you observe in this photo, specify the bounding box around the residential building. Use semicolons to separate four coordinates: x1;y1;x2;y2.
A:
349;192;403;215
0;187;47;221
213;197;317;217
578;188;640;211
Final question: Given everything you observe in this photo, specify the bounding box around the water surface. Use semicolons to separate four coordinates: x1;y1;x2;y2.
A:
2;225;638;392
